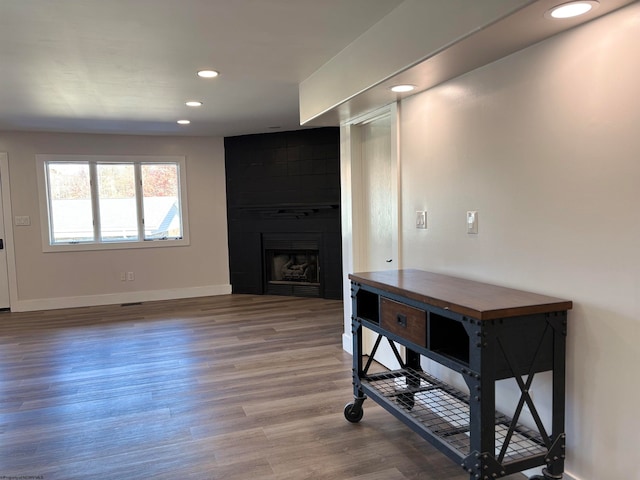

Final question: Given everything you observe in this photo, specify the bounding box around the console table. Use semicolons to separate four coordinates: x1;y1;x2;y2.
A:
345;270;572;480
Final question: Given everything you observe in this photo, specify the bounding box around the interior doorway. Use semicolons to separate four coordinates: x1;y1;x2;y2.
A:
0;153;13;310
350;107;402;369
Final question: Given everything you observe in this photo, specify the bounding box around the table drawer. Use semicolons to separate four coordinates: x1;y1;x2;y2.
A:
380;297;427;347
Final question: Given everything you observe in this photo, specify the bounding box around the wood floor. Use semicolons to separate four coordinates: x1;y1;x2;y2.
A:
0;295;527;480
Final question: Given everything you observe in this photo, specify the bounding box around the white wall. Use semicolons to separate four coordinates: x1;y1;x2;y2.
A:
0;131;231;311
397;4;640;480
299;0;528;124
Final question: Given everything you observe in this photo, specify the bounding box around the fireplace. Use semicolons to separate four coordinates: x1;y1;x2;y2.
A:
262;233;322;297
225;128;342;299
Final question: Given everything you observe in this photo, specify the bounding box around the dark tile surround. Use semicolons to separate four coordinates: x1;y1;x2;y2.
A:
224;128;342;299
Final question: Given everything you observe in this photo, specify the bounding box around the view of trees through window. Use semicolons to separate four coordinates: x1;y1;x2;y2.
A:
142;164;179;197
48;163;91;200
46;161;182;244
48;163;179;200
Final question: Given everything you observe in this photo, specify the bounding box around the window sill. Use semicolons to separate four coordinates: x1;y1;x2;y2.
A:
42;237;190;253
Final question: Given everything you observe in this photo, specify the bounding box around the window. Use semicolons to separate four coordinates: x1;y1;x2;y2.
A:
36;155;189;251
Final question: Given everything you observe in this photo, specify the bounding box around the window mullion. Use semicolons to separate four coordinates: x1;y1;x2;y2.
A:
134;163;144;240
37;154;188;251
89;162;101;242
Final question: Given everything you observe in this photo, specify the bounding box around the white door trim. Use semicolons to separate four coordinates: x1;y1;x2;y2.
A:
0;153;18;310
340;103;401;354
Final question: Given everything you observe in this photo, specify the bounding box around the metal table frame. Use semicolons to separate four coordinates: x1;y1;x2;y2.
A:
345;270;571;480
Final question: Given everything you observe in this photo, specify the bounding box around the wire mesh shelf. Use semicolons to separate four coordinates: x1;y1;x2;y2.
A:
361;368;548;463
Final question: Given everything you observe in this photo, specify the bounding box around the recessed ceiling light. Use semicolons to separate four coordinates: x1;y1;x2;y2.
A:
197;70;219;78
547;1;598;19
177;120;191;125
185;101;203;107
390;84;416;93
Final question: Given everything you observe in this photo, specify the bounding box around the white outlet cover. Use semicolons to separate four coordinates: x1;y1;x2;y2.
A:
15;215;31;226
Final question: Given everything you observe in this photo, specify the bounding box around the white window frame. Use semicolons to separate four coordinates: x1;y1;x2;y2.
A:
36;154;190;252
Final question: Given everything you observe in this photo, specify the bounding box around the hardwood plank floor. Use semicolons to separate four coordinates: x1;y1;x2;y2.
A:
0;295;527;479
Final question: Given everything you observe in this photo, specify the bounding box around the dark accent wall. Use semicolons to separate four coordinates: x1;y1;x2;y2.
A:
224;128;342;300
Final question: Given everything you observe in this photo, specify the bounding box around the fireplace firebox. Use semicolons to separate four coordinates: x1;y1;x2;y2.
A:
262;233;322;297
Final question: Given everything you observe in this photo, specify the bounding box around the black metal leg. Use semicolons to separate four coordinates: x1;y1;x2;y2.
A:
398;349;421;409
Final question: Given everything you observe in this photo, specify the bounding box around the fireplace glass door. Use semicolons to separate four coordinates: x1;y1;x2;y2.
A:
265;249;320;297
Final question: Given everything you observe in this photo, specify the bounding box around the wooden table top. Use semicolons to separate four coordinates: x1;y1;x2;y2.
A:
349;269;572;321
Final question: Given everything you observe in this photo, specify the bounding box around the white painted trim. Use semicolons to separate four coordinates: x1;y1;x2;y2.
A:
340;123;356;349
346;107;394;126
10;284;232;312
524;468;578;480
35;154;190;252
342;333;352;354
340;104;400;354
389;102;401;269
0;153;18;310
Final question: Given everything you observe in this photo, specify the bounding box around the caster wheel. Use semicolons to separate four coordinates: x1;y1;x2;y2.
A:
397;392;415;410
344;402;364;423
529;468;563;480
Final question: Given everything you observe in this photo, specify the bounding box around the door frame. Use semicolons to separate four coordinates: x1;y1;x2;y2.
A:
340;103;402;353
0;153;18;310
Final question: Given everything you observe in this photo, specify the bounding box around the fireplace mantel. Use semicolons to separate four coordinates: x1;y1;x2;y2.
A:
238;203;339;219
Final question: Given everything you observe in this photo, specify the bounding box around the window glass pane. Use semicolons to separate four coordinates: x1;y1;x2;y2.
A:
39;155;187;250
97;163;138;241
141;163;182;240
47;162;94;243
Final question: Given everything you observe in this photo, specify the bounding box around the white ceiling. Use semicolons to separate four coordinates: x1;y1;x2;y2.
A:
0;0;403;137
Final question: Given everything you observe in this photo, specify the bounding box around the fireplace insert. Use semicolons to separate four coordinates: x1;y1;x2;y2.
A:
262;233;323;297
267;250;319;284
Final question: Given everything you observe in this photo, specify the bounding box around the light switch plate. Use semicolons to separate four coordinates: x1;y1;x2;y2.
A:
467;211;478;234
416;210;427;229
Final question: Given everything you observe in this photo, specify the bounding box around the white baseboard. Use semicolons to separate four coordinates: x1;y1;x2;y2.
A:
525;465;580;479
525;469;579;480
10;284;232;312
342;332;352;354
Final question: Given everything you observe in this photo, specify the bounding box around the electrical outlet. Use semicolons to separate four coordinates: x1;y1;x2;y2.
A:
127;272;134;281
120;272;126;281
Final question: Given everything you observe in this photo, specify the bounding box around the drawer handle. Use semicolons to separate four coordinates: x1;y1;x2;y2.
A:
397;313;407;328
